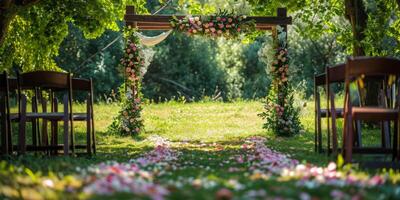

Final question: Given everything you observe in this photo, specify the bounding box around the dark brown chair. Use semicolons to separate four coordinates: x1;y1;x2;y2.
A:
71;78;95;155
315;64;362;155
17;71;74;155
314;65;347;154
326;64;363;155
343;57;400;163
0;71;11;155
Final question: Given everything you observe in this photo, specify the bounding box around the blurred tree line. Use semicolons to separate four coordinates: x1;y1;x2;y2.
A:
1;0;399;101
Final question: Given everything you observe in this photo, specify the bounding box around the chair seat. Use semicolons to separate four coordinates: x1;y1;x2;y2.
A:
25;112;66;120
0;113;19;120
73;113;88;121
352;107;398;121
10;113;19;120
320;108;344;118
14;113;89;120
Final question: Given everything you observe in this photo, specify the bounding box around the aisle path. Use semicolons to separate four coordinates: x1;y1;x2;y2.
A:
81;135;398;200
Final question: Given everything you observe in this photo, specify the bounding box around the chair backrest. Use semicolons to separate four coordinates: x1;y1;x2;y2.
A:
72;78;92;91
18;71;71;89
8;78;18;91
0;72;7;92
327;63;345;83
346;57;400;78
314;73;325;87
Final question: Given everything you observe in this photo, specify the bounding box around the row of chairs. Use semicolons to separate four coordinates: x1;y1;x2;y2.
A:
0;71;95;156
315;57;400;164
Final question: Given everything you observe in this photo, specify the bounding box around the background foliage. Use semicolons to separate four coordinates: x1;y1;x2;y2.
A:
0;0;399;101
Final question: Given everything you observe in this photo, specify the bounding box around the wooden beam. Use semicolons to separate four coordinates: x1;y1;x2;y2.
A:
275;7;288;44
128;26;272;31
124;15;292;26
125;6;291;31
126;23;273;31
125;6;137;28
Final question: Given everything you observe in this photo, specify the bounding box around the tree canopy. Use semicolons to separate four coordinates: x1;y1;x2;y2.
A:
0;0;147;71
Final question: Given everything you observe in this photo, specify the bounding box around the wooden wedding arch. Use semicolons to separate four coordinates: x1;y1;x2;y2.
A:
118;6;300;137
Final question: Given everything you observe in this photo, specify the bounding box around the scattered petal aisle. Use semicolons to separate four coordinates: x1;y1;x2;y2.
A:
78;136;399;200
83;136;179;199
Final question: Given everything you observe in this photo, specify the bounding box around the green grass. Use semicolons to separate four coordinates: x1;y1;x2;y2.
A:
1;100;399;199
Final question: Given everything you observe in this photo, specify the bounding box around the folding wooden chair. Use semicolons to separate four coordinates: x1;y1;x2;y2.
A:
326;64;364;156
17;71;74;155
71;78;95;155
314;65;347;154
343;57;400;163
0;71;11;155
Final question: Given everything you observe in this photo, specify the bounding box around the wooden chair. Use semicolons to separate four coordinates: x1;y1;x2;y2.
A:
343;57;400;163
0;71;11;155
17;71;74;155
314;65;347;154
71;78;95;155
326;64;364;156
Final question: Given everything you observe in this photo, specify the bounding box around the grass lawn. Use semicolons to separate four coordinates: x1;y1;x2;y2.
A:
1;101;399;199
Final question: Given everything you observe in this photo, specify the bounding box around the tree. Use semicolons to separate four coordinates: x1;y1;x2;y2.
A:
0;0;40;45
344;0;367;56
0;0;147;72
55;24;125;100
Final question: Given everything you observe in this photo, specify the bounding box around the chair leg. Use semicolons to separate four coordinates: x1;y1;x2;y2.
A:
0;98;8;155
41;99;49;155
330;92;338;155
314;111;317;153
91;118;96;154
394;120;398;161
355;120;362;147
70;119;75;154
91;106;96;154
19;95;27;154
382;121;391;148
331;116;338;155
7;114;12;154
327;120;331;156
51;97;58;155
345;115;354;163
317;114;322;153
63;95;69;156
86;98;92;155
86;117;92;155
31;96;37;147
63;118;69;156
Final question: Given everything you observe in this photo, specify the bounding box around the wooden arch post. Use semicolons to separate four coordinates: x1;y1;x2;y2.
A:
274;8;288;109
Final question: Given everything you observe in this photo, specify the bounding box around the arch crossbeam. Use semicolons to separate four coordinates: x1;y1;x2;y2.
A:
124;6;291;31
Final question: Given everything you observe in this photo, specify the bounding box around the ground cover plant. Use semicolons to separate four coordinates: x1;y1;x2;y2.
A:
1;101;399;200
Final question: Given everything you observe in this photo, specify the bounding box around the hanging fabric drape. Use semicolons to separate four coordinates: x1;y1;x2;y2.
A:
135;30;172;46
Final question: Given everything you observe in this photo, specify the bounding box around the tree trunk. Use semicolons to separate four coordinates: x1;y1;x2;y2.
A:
344;0;381;107
345;0;367;56
0;12;14;46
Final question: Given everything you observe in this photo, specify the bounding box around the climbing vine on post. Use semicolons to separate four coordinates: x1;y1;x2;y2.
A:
258;26;302;137
110;28;144;135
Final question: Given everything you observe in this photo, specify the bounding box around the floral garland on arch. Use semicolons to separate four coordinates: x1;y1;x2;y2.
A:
258;28;303;137
170;10;255;38
110;29;144;135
